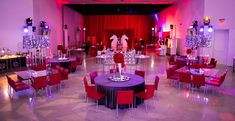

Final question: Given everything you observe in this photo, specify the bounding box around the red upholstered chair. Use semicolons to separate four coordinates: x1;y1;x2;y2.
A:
83;76;105;110
6;75;30;98
116;90;134;117
192;74;206;93
168;55;176;65
175;60;186;68
83;76;95;100
166;68;179;80
206;70;227;92
135;70;145;78
110;69;115;73
31;65;47;71
205;58;217;68
76;55;83;66
47;73;61;95
135;85;155;112
89;71;98;84
69;61;78;73
60;68;69;80
154;76;160;91
190;63;205;69
178;72;192;89
31;76;48;97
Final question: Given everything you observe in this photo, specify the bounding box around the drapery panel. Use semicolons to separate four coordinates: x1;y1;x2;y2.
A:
84;15;154;48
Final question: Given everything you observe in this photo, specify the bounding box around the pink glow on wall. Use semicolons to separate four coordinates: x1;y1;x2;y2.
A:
157;0;204;55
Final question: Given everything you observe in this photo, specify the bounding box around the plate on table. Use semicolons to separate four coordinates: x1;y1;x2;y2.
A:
108;75;130;82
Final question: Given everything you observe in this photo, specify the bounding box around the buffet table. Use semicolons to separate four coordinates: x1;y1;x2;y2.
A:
0;55;26;73
94;73;145;109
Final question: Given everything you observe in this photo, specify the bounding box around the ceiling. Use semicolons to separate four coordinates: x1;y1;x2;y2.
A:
66;4;172;15
61;0;178;4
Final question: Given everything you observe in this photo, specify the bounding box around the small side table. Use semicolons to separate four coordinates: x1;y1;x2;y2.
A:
233;57;235;72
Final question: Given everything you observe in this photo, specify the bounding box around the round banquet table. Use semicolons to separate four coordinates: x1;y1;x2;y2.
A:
94;73;145;109
49;58;76;70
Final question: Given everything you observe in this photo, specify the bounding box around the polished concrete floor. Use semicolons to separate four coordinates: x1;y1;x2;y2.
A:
0;53;234;121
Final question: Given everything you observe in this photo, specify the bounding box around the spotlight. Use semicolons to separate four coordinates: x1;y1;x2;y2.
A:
203;17;210;25
199;26;204;32
44;25;49;29
83;28;86;31
23;26;29;33
26;17;33;26
152;27;155;31
208;26;213;32
189;25;193;29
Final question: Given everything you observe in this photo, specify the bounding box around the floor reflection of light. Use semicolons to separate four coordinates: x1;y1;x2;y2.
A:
151;58;154;68
184;90;190;98
4;89;9;98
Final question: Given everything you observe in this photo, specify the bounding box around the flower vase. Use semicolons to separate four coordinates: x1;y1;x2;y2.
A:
116;63;122;78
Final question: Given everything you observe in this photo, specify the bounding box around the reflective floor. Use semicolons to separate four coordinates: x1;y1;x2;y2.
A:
0;53;234;121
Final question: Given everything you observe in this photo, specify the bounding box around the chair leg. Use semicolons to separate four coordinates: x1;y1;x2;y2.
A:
145;102;148;113
116;104;118;117
96;100;98;111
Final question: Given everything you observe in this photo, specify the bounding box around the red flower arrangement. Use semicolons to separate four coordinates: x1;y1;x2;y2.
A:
113;53;125;67
186;49;192;54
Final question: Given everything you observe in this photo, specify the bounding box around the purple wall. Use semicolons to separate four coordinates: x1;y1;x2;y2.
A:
63;6;83;48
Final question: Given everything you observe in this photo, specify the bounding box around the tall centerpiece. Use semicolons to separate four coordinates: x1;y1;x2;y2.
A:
113;53;124;78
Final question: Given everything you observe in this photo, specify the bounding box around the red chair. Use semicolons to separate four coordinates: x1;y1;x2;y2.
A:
206;70;227;92
89;71;98;84
48;74;61;95
190;63;205;69
31;76;48;97
135;70;145;78
76;55;83;66
205;58;217;68
192;74;206;93
83;76;95;100
135;85;155;112
168;55;176;65
31;65;46;71
110;69;115;73
83;76;104;110
60;68;69;80
154;76;160;91
6;75;30;98
69;61;78;73
178;72;191;89
166;68;179;80
116;90;134;117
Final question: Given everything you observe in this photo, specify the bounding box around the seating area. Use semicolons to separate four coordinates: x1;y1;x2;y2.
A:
0;0;235;121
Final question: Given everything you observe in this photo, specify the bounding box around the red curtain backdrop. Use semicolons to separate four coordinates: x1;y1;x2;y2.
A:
84;15;155;48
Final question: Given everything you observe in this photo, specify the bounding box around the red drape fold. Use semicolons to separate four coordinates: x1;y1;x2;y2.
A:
84;15;154;48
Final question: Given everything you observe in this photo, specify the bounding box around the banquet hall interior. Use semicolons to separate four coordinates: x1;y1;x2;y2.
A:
0;0;235;121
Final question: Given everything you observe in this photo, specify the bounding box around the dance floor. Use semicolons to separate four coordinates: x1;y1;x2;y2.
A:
0;52;234;121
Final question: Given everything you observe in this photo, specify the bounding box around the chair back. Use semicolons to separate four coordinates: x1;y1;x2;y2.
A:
32;76;47;89
76;55;83;65
116;90;134;105
145;85;155;99
89;71;98;84
154;76;160;90
6;75;15;88
166;68;174;78
219;70;227;85
210;58;216;64
83;76;89;93
192;74;205;86
48;74;61;85
135;70;145;78
168;55;176;65
179;72;191;83
70;61;78;68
